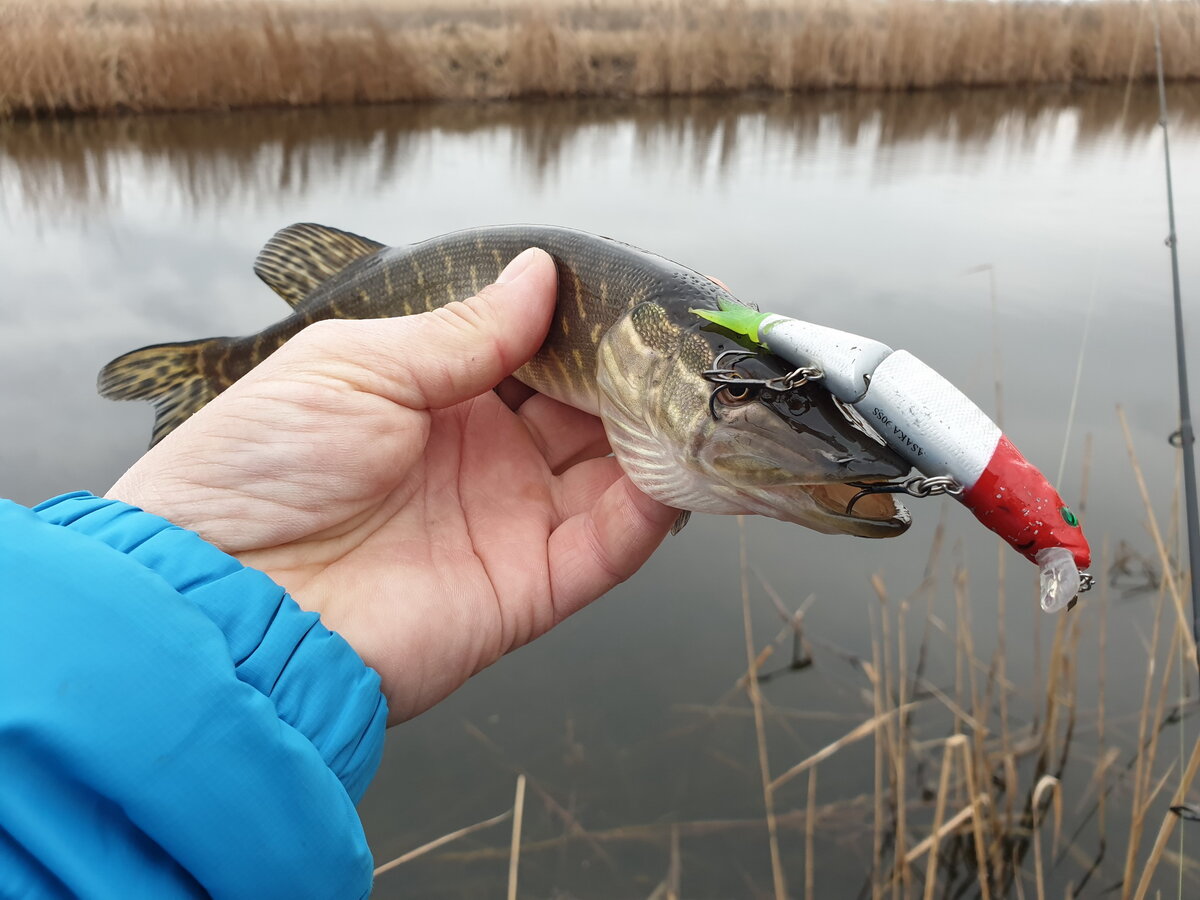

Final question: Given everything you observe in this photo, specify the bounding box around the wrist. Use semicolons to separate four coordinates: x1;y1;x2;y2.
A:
36;492;390;793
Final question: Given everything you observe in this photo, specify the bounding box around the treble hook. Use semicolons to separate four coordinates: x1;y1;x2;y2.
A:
701;349;823;420
844;474;963;514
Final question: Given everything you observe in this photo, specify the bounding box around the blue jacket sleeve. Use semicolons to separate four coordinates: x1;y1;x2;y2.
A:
0;493;388;899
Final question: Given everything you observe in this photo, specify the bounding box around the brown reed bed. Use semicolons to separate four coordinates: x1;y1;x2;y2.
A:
2;0;1199;119
377;562;1200;896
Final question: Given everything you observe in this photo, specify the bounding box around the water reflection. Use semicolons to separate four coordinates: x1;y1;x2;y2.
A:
3;84;1195;222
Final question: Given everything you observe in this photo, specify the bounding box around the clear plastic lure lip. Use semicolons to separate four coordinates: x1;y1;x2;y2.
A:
1037;546;1081;613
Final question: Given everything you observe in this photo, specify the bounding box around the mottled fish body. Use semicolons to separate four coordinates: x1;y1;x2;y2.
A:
100;224;913;537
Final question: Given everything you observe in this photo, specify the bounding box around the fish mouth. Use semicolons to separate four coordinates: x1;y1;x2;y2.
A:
738;355;914;537
751;480;912;538
805;481;912;536
711;471;912;537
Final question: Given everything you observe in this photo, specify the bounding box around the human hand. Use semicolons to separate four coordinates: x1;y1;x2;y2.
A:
107;249;679;723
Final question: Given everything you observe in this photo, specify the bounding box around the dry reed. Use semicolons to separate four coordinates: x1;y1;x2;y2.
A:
804;768;816;900
506;774;525;900
373;807;513;875
1134;737;1200;899
735;397;1190;897
417;548;1196;895
738;516;788;900
432;797;876;862
2;0;1199;119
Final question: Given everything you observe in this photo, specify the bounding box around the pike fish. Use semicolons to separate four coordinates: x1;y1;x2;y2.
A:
98;224;913;537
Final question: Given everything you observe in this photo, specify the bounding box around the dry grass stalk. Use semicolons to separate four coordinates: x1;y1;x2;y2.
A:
507;773;526;900
667;824;681;900
1137;619;1185;814
1096;538;1110;843
905;800;979;866
920;677;985;734
1038;616;1065;771
642;827;681;899
673;703;859;724
1059;615;1083;770
435;797;875;861
950;563;968;736
770;702;921;792
896;593;912;892
1133;735;1200;899
4;0;1200;119
955;567;985;741
461;720;617;870
1115;452;1187;896
868;573;912;892
1118;578;1166;897
373;808;514;875
920;734;967;899
1030;776;1062;900
869;605;885;900
892;696;993;897
994;536;1013;812
737;644;776;689
866;557;1057;895
952;557;997;883
1112;404;1200;894
804;768;817;900
960;730;992;900
738;516;787;900
1116;406;1198;670
870;572;908;893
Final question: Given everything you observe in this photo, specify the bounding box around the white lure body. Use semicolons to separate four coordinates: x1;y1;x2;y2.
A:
748;313;1091;613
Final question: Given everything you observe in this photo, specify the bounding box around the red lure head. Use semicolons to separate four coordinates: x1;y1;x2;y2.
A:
961;436;1092;570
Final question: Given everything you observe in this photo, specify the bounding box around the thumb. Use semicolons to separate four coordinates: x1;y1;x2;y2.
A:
288;247;558;410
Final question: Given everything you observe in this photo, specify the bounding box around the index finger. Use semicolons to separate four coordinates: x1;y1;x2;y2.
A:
545;476;678;623
275;248;558;411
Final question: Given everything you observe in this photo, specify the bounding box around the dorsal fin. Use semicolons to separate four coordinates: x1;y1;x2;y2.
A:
253;222;385;308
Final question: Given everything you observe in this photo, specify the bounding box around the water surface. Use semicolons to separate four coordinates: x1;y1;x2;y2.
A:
3;86;1199;896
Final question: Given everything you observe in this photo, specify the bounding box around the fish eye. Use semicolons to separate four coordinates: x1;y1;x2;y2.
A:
1060;506;1079;527
716;382;759;405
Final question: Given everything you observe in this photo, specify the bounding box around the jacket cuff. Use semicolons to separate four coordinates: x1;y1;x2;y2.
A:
34;491;387;802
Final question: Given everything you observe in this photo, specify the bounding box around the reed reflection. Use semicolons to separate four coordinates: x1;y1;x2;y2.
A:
2;85;1193;224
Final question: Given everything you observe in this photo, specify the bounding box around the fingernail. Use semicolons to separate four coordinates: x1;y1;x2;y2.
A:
497;247;539;284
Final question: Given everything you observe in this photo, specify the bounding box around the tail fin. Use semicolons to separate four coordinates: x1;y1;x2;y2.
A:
97;338;230;447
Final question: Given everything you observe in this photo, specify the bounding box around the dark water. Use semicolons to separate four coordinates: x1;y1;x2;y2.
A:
3;87;1199;897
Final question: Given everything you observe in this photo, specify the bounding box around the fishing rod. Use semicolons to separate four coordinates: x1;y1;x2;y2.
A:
1152;12;1200;659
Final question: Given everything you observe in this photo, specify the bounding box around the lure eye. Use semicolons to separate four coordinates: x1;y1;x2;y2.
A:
1060;506;1079;527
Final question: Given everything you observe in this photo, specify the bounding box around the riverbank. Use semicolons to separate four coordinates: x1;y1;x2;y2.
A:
3;0;1198;118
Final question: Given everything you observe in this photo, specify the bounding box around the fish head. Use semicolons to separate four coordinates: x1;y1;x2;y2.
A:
596;300;913;537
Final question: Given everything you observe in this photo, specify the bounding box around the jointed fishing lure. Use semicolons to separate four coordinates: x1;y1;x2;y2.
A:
694;301;1093;613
